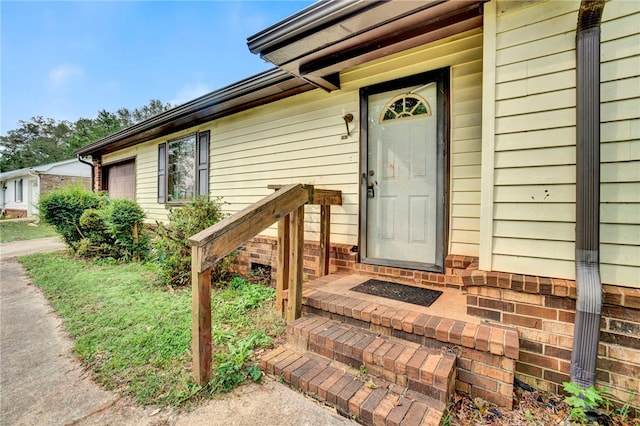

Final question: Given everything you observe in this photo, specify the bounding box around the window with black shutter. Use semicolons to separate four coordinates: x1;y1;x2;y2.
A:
157;130;209;203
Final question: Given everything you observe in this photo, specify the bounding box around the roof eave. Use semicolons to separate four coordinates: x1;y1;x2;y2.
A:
76;68;314;157
0;158;84;180
247;0;485;91
247;0;376;55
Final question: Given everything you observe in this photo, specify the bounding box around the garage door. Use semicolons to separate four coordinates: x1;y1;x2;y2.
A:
106;161;135;200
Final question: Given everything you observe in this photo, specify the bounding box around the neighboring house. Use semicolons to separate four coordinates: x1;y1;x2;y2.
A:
77;0;639;415
0;158;91;218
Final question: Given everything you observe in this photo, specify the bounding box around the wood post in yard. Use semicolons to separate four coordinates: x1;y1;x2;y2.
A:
286;205;305;322
276;214;290;315
191;246;212;385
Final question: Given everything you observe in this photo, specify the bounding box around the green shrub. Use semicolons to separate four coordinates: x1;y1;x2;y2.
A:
39;185;147;260
103;199;147;260
152;197;231;287
76;208;112;258
39;185;107;251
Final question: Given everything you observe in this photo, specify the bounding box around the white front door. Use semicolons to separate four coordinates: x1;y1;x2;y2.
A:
362;72;446;270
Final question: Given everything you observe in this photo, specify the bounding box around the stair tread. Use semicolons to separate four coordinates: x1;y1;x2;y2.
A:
262;345;444;426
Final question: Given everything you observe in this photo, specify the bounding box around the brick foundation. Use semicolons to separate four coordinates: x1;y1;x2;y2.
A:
93;158;102;191
233;236;473;290
232;236;354;283
463;271;640;410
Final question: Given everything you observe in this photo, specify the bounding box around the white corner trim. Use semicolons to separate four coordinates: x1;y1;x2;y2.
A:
479;0;497;272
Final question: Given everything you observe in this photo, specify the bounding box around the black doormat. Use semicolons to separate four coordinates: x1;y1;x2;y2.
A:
350;279;443;307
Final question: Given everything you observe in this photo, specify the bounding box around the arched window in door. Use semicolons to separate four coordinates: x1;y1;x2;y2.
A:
379;93;432;124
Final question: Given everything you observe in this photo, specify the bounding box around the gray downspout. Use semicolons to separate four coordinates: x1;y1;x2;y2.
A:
571;0;605;389
77;155;95;192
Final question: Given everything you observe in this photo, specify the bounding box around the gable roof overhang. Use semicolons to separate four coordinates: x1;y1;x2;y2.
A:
0;158;86;181
76;68;314;157
247;0;486;91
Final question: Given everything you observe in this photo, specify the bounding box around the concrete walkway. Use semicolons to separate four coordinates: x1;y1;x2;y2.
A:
0;237;353;426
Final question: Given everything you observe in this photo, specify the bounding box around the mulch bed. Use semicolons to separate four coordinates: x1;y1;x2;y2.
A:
447;382;639;426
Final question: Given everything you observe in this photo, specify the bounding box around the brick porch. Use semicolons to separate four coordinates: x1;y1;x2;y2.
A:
261;273;520;425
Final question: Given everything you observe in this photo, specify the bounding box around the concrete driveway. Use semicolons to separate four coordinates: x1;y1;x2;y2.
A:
0;237;353;426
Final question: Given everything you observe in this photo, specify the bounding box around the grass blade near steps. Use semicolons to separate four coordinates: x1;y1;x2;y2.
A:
18;253;284;407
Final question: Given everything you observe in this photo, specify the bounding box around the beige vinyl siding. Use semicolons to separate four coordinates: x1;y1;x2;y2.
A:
210;89;359;244
104;29;483;253
599;1;640;287
206;28;484;251
492;0;580;280
491;0;639;288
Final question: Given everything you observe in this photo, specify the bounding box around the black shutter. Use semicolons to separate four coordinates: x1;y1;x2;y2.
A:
157;143;166;203
197;131;210;197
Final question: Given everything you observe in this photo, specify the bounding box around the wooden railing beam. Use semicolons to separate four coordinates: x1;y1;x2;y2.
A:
267;185;342;206
190;183;312;272
190;182;341;383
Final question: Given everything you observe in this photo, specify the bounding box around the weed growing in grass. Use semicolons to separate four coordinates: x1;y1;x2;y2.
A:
19;253;284;406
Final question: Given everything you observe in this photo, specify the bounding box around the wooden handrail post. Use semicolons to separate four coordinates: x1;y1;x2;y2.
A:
276;214;290;315
190;183;312;272
189;183;344;381
191;246;212;384
286;205;304;322
319;205;331;276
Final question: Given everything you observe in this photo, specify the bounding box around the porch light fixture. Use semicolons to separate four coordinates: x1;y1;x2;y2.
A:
343;113;354;137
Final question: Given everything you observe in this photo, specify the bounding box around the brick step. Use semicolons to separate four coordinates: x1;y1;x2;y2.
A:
300;289;520;409
302;289;519;361
260;346;444;426
286;315;457;410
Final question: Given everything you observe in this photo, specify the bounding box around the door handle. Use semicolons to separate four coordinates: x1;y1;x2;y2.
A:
367;169;376;198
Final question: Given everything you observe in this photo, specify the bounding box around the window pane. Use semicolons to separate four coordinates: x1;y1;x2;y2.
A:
16;179;23;202
167;136;196;202
379;94;432;124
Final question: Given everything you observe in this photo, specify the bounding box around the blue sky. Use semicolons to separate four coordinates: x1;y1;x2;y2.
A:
0;1;313;135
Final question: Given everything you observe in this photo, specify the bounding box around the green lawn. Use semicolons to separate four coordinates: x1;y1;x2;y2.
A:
19;253;284;406
0;221;58;243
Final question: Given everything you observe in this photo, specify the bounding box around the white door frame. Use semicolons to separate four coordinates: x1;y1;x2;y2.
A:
358;68;449;272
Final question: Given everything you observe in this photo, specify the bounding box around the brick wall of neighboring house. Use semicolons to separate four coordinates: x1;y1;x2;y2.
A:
233;236;640;409
40;174;91;195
